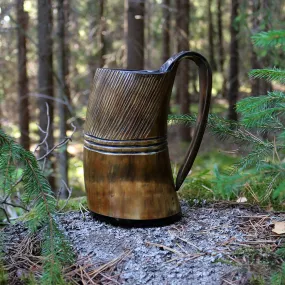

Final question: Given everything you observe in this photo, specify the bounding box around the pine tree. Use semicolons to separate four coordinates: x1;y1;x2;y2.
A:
0;129;74;283
37;0;55;189
227;0;239;121
126;0;145;70
169;29;285;202
17;0;30;150
169;29;285;283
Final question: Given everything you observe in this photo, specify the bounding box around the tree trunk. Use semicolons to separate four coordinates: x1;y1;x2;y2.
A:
250;0;261;97
217;0;224;72
37;0;55;188
88;0;96;86
57;0;70;197
145;0;152;69
99;0;106;68
217;0;227;97
162;0;171;113
227;0;239;121
208;0;217;71
260;0;272;94
178;0;190;141
127;0;145;70
17;0;30;150
162;0;170;63
124;0;128;68
175;0;181;105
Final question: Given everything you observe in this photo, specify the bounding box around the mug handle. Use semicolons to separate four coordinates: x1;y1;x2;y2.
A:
160;51;212;191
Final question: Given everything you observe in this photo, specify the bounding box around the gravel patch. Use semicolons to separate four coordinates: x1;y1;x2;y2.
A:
54;202;259;285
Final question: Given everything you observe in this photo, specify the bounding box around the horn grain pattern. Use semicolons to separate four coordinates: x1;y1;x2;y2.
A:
84;69;173;140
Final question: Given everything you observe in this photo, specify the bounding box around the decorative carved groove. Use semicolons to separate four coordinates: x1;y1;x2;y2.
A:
84;68;173;140
84;133;166;146
84;135;167;155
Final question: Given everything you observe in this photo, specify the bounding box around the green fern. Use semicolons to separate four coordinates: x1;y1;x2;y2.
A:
0;129;74;284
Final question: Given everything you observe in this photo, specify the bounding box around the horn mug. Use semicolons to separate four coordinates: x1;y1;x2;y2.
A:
84;51;212;226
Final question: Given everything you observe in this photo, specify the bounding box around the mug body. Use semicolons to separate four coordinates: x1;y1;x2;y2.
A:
84;68;181;224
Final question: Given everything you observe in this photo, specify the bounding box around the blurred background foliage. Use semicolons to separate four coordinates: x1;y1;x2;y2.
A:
0;0;284;207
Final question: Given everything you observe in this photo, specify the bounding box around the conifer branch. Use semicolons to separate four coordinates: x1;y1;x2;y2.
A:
0;128;74;283
1;201;28;211
168;114;275;148
251;30;285;48
0;206;10;223
171;28;285;282
249;69;285;85
236;91;285;114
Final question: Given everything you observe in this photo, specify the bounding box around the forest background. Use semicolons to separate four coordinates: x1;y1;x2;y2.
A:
0;0;285;205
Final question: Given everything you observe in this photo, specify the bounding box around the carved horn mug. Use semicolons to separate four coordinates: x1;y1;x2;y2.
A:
83;51;212;226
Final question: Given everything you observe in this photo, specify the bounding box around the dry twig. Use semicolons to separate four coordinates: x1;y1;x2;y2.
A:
145;241;184;256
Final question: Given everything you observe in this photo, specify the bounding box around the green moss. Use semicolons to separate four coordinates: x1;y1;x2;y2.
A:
192;150;239;179
178;177;214;203
249;275;266;285
20;273;38;285
176;150;240;203
57;196;87;212
0;263;8;285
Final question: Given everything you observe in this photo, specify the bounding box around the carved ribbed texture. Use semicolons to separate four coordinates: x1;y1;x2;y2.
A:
84;69;172;140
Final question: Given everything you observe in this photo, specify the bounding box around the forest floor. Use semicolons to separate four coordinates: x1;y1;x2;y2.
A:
3;201;284;284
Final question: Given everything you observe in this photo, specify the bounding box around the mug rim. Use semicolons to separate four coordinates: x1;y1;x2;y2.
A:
95;67;170;75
